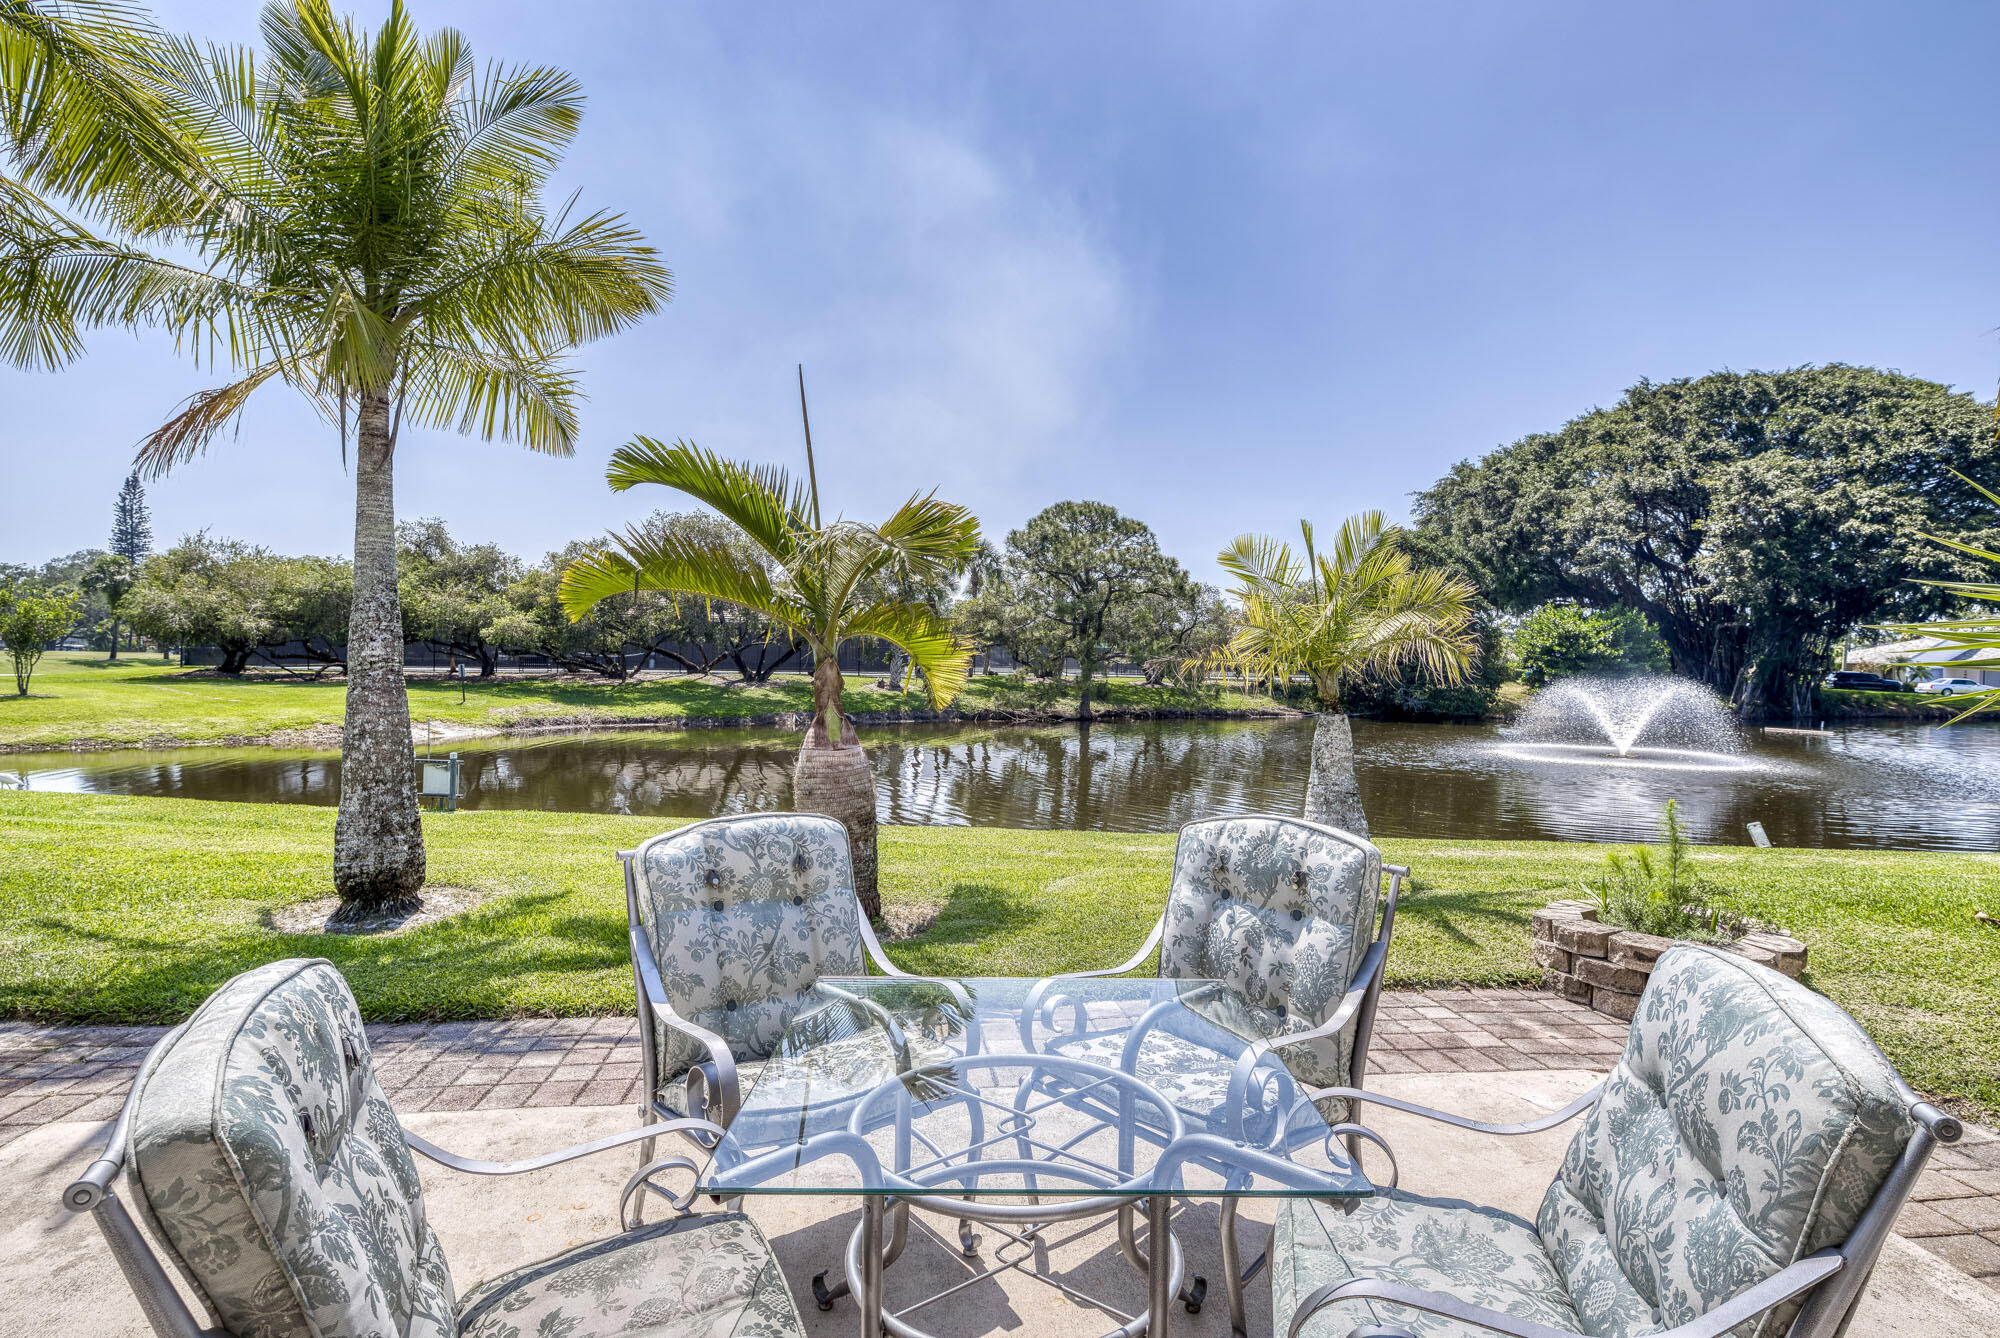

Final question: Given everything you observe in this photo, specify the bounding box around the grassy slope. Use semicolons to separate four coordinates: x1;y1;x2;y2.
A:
0;654;1274;749
3;791;1995;1117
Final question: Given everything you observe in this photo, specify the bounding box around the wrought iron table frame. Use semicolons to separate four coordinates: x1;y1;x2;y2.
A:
696;980;1377;1338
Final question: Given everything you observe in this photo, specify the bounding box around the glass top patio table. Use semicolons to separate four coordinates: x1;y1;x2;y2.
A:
697;975;1376;1202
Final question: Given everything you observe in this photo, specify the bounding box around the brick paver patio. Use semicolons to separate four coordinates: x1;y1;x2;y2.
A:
6;987;1995;1291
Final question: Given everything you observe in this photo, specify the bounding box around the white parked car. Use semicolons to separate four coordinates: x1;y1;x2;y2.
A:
1916;677;1991;697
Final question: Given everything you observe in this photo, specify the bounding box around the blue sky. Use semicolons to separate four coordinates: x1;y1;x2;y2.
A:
5;1;1997;584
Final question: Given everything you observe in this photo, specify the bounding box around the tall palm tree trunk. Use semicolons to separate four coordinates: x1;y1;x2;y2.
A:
1303;710;1368;837
333;389;425;912
796;645;880;918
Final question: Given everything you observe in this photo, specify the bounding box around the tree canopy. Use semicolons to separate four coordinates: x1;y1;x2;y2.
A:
1413;365;2000;717
0;579;81;694
964;500;1185;717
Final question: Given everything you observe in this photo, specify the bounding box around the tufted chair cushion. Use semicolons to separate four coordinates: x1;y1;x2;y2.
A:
126;958;456;1338
456;1212;801;1338
1537;946;1914;1337
1156;815;1380;1099
636;815;866;1101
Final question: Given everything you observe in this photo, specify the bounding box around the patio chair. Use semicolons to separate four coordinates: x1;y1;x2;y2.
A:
1027;812;1405;1337
62;957;805;1338
1275;944;1964;1338
620;812;961;1138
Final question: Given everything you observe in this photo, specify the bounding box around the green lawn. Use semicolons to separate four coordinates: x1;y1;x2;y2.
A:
3;790;1996;1119
0;653;1275;749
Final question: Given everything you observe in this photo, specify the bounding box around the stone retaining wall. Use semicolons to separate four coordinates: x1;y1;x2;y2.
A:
1532;899;1807;1021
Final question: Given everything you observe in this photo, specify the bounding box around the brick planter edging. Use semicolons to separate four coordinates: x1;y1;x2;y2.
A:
1532;899;1807;1021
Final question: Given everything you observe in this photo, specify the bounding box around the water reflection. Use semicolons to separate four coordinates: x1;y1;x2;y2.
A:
7;716;2000;852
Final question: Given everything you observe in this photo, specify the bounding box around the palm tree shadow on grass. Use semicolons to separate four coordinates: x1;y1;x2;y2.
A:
891;882;1045;968
1388;880;1540;950
9;890;634;1024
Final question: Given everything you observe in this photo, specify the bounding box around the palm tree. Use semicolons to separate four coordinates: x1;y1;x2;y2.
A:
1215;512;1478;835
560;438;981;918
0;1;670;914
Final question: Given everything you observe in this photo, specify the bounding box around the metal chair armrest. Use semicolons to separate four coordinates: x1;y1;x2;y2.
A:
812;980;913;1059
620;1153;703;1227
405;1117;728;1176
1047;913;1167;981
631;926;741;1122
1286;1252;1842;1338
855;912;978;1016
1297;1082;1606;1137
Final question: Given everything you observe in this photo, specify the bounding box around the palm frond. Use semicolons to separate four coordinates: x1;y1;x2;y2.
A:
602;438;810;563
559;526;800;630
133;355;327;475
0;0;208;225
398;339;578;450
873;491;983;582
421;203;670;351
843;600;974;709
442;57;580;187
0;178;264;368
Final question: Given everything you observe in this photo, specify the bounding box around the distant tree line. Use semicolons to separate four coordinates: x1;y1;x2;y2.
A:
5;501;1238;690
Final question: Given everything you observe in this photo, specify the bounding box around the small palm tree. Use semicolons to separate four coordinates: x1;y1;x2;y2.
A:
0;1;670;913
560;438;981;918
1215;512;1478;834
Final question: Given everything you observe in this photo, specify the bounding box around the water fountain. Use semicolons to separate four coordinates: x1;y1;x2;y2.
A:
1500;674;1754;772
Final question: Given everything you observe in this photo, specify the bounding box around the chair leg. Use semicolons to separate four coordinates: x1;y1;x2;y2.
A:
632;1102;658;1227
1218;1197;1270;1338
1220;1196;1246;1338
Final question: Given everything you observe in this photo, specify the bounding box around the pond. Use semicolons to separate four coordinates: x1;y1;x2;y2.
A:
8;716;2000;851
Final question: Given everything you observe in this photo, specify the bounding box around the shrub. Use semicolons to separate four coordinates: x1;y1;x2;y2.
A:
1586;800;1735;939
1513;602;1669;687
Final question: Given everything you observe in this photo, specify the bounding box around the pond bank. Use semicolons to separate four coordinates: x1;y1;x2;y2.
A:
0;653;1290;753
4;790;1994;1120
2;701;1299;754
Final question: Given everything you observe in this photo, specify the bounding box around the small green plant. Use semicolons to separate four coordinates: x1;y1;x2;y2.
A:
1587;800;1732;939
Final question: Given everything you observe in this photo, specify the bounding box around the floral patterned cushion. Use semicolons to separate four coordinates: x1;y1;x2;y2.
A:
1275;1190;1588;1338
1538;945;1914;1338
126;958;458;1338
1049;1027;1239;1125
1157;816;1379;1102
636;816;867;1098
456;1213;802;1338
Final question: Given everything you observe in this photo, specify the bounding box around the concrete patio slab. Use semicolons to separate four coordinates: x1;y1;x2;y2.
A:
5;1069;1996;1338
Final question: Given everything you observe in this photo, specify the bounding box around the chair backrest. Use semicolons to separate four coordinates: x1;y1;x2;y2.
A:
631;813;867;1069
1538;945;1915;1338
1157;815;1381;1085
124;958;456;1338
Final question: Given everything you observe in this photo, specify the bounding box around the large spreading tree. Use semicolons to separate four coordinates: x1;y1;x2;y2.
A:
0;1;670;912
968;500;1186;718
1413;366;2000;719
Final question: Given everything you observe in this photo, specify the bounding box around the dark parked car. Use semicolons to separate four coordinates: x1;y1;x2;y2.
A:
1823;671;1910;693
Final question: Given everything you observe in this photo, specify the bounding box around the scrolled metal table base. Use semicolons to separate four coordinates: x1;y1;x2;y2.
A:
841;1187;1189;1338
